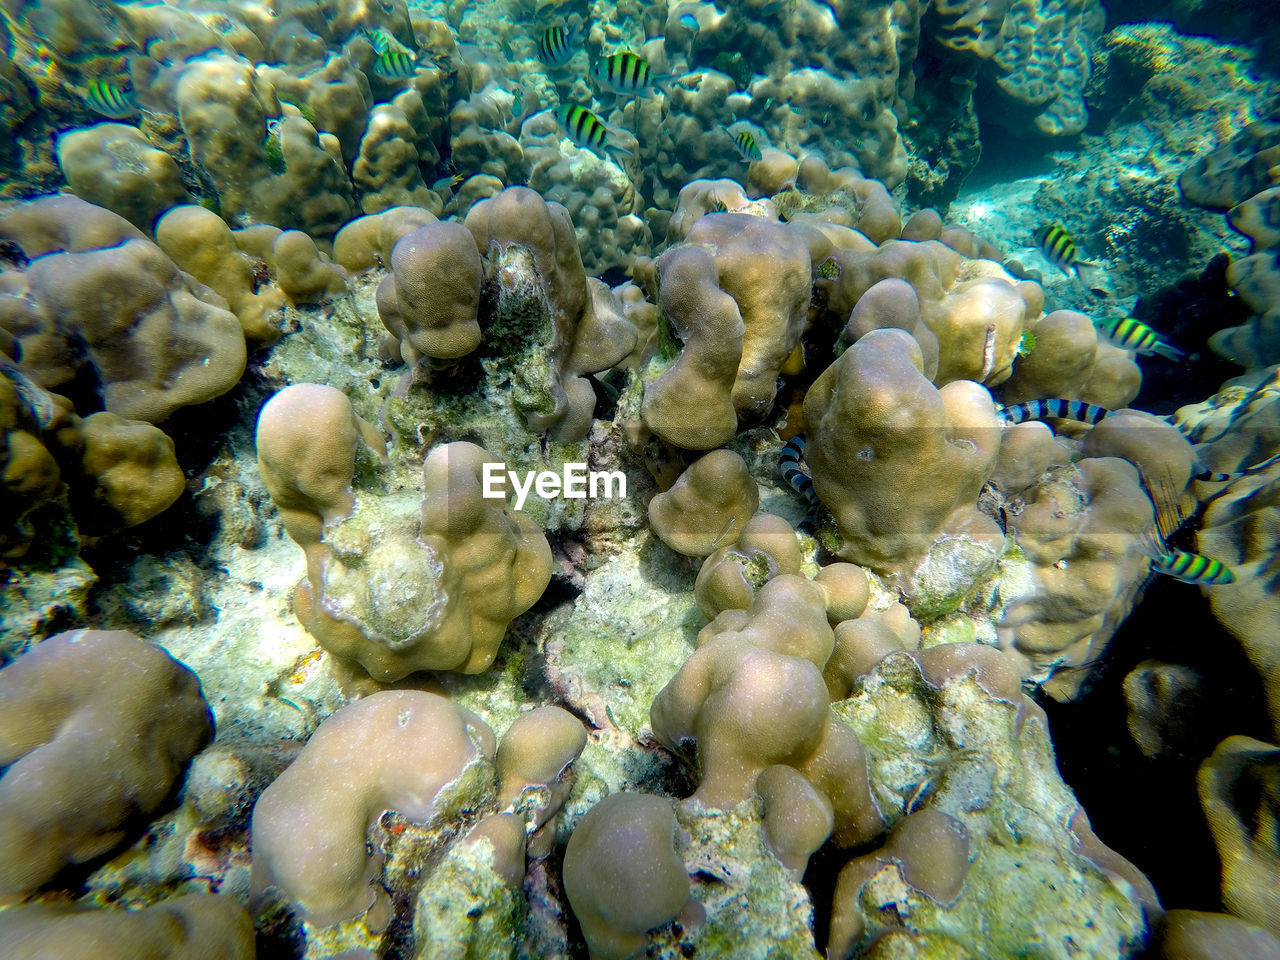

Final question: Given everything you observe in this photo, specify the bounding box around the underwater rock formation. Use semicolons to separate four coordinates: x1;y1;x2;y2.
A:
257;392;552;679
0;630;213;901
2;2;1280;958
803;327;1004;576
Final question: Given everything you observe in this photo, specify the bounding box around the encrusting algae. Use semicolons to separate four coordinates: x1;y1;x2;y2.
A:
2;0;1280;958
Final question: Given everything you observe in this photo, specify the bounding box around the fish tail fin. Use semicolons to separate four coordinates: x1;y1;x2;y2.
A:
1074;261;1112;297
1153;341;1187;362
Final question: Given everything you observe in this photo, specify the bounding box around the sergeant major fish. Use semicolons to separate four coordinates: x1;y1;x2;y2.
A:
372;49;417;79
1034;222;1088;272
84;78;138;118
725;126;762;162
590;51;663;97
553;103;632;156
365;26;413;57
1093;316;1186;362
1033;222;1109;296
536;22;580;66
1149;546;1235;585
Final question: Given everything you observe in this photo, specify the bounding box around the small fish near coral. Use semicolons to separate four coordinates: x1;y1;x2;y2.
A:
724;127;762;162
84;78;137;118
1093;316;1187;362
590;51;665;97
998;397;1111;426
364;26;414;57
536;21;580;67
1148;546;1235;585
553;103;632;157
372;49;418;80
1033;222;1109;296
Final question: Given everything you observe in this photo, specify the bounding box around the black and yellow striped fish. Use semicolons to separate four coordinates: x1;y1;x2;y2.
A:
998;398;1110;426
372;49;417;79
728;128;762;162
590;51;657;96
365;27;413;57
1094;316;1186;362
553;103;630;156
1150;548;1234;585
1034;222;1084;273
85;78;137;118
536;23;579;66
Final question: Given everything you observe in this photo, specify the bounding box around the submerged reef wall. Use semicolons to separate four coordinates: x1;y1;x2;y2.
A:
2;1;1280;959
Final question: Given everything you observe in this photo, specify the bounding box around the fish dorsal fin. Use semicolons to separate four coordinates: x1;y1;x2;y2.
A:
1148;467;1188;544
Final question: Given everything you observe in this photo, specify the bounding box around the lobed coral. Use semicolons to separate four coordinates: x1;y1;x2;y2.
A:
2;4;1276;954
802;327;1004;576
0;630;212;902
257;387;552;680
1181;123;1280;367
464;186;637;442
250;689;498;925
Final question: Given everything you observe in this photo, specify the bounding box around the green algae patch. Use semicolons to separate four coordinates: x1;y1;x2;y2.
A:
414;834;524;960
653;799;821;960
830;658;1149;959
921;613;977;649
540;532;702;736
907;535;1002;625
509;349;557;420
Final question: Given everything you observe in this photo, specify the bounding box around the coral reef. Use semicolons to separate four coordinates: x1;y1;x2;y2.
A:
0;630;212;901
250;689;498;925
0;196;246;423
563;792;691;960
464;187;637;442
1181;122;1280;368
256;391;552;680
802;327;1004;576
0;895;253;960
3;2;1280;957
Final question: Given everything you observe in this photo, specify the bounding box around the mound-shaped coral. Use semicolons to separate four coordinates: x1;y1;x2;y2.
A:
0;630;212;901
258;389;552;679
803;327;1004;576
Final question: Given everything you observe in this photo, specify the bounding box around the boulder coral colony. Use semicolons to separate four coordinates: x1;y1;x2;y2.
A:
0;0;1279;956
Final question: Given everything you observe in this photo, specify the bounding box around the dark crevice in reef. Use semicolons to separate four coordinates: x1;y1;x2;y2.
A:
1039;575;1273;913
1128;254;1252;416
964;97;1071;192
76;370;276;630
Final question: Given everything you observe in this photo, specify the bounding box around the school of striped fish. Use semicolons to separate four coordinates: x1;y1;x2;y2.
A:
63;11;1280;630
